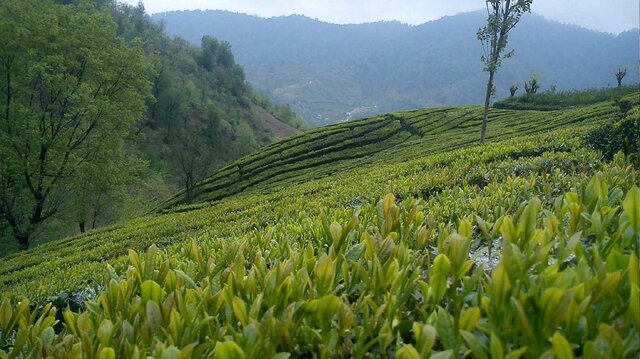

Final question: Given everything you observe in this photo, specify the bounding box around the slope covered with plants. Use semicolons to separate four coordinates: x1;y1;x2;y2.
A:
163;92;635;208
0;1;301;255
0;91;638;357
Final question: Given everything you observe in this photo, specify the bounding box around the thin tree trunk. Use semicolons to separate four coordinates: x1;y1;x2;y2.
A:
480;70;495;143
15;232;29;250
79;221;86;233
91;210;98;230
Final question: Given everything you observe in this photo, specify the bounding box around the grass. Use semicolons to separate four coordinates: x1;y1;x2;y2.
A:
0;93;638;358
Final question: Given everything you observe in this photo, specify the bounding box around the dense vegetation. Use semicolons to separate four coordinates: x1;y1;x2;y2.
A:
494;85;640;111
0;1;300;254
154;10;639;125
0;91;638;357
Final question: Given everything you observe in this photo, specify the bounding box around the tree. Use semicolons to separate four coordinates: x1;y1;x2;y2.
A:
524;74;540;94
0;0;150;249
172;124;215;204
478;0;533;143
615;68;627;87
509;84;519;97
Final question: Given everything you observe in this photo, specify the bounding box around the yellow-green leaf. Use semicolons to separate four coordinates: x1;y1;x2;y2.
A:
215;340;246;359
232;296;248;326
141;280;165;303
459;307;481;331
98;348;116;359
490;333;504;359
551;332;574;359
396;345;420;359
623;185;640;232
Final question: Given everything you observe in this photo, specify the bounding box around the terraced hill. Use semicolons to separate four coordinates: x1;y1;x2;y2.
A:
164;99;627;208
0;94;638;358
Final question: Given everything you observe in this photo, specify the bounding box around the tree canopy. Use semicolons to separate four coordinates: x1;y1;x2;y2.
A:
0;0;151;248
477;0;533;142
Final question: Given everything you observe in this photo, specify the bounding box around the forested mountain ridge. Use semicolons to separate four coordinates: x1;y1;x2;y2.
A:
153;10;639;125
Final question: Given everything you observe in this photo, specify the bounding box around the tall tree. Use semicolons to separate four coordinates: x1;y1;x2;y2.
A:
478;0;533;143
615;68;627;87
0;0;150;249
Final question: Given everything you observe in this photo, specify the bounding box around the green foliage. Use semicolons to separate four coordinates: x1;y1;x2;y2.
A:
0;89;638;357
477;0;533;142
477;0;533;73
114;2;299;201
0;0;151;248
495;85;640;111
0;1;301;253
524;73;540;94
584;109;640;164
163;95;628;208
0;168;638;357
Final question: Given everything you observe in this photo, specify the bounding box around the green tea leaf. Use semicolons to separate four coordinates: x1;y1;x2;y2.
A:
490;333;504;359
141;280;166;303
460;330;488;359
551;332;574;359
232;296;249;326
395;344;421;359
215;341;246;359
623;185;640;232
98;348;116;359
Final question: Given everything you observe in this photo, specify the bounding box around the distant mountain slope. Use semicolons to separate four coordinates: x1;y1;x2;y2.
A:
152;10;638;125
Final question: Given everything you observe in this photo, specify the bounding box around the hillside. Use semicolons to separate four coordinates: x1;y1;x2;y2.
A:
161;92;635;208
0;92;638;356
114;3;301;192
0;1;302;254
153;10;639;125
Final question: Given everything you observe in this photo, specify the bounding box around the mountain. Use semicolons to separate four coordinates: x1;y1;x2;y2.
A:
152;10;639;126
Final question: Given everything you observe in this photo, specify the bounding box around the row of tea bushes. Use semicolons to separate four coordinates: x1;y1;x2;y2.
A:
0;128;616;300
0;171;638;357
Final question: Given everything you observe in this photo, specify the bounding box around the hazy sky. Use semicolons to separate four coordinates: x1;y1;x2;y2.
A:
122;0;640;34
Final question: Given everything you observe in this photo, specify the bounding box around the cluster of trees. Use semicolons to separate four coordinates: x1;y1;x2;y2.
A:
507;68;628;98
477;1;633;141
0;0;300;253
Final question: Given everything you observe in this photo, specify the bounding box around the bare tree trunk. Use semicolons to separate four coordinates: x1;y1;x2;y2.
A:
91;210;98;230
15;232;29;250
79;221;86;233
480;70;495;143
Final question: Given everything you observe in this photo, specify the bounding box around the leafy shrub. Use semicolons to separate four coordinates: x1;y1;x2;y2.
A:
584;112;640;163
0;97;638;358
0;178;638;358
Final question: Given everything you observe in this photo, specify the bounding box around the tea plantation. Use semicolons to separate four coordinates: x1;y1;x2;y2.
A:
0;94;638;358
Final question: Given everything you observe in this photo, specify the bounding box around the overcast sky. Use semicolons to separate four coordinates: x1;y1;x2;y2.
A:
122;0;639;34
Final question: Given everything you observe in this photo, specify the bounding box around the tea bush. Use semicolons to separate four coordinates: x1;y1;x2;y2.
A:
494;86;640;111
0;173;638;357
0;95;639;358
584;109;640;164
